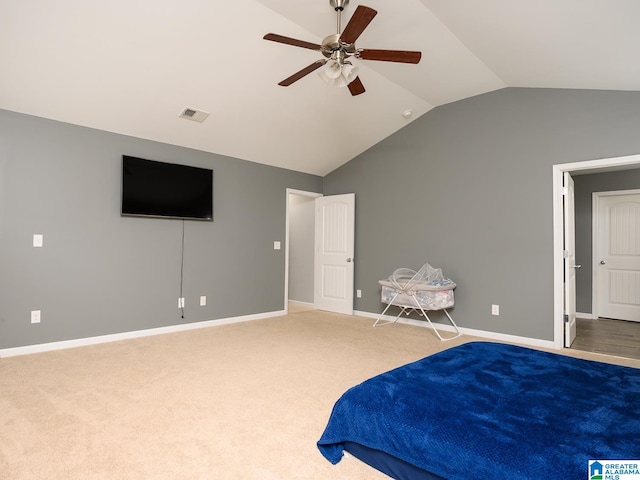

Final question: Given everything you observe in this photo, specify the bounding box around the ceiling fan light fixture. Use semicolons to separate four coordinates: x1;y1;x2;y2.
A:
320;59;342;81
318;59;359;87
342;62;358;83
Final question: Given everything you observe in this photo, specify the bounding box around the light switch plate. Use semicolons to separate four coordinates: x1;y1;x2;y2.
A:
274;241;281;250
33;234;43;247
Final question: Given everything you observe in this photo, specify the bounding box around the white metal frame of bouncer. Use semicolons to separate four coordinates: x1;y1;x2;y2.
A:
374;292;461;341
373;265;462;341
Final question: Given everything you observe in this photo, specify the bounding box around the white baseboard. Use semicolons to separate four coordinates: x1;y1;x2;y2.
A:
1;308;560;358
0;310;286;358
288;300;314;308
354;310;556;350
576;312;597;320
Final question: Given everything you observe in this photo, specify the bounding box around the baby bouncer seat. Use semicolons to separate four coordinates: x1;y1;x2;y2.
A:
374;263;462;341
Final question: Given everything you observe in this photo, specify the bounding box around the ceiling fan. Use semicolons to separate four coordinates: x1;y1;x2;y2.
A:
264;0;422;96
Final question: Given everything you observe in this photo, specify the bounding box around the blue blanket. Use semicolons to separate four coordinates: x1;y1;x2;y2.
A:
317;342;640;480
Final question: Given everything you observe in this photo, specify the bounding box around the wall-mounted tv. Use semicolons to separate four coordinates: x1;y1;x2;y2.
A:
121;155;213;221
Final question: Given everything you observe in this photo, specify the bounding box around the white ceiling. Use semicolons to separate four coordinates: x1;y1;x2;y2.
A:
1;0;639;176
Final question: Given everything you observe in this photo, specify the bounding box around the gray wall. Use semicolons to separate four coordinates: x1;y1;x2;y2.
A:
0;109;322;349
323;88;640;341
288;194;315;303
573;169;640;313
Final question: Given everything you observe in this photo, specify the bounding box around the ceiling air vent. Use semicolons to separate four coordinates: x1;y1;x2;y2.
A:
178;107;209;123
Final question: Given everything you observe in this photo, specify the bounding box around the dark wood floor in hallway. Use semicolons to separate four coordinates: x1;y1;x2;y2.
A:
571;317;640;361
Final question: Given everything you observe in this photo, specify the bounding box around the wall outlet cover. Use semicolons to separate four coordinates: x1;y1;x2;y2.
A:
33;234;43;247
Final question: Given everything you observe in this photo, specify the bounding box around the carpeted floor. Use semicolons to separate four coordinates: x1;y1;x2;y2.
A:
1;309;638;479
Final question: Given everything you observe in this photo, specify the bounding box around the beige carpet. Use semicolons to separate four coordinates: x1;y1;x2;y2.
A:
1;310;639;479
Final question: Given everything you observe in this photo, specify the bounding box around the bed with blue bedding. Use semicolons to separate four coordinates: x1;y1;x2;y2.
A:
317;342;640;480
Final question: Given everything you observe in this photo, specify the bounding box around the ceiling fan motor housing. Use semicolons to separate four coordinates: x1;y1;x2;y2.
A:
321;33;356;59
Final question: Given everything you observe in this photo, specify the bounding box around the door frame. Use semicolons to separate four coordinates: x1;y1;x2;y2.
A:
592;189;640;319
284;188;322;314
563;172;577;347
552;153;640;349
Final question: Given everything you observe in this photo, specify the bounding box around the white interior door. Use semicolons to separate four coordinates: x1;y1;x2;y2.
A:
314;194;355;315
596;192;640;322
563;172;578;347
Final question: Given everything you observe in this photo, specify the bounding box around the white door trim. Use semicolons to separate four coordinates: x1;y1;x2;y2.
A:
552;153;640;349
285;188;322;314
592;189;640;320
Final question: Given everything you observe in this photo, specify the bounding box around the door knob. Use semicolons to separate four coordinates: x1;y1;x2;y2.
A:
346;258;352;263
600;260;606;265
571;265;582;269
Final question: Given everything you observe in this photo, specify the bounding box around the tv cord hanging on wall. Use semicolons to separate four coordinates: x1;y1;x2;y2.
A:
180;220;185;319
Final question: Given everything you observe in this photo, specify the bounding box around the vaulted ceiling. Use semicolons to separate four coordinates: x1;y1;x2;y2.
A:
2;0;639;175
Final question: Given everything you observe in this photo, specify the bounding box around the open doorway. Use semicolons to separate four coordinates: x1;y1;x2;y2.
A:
284;189;356;316
570;187;640;360
553;154;640;359
285;189;321;313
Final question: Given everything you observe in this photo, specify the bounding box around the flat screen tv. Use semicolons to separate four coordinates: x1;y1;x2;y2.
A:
121;155;213;221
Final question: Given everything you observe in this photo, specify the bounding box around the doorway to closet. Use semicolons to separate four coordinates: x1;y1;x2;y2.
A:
285;190;320;313
313;194;355;314
284;189;356;316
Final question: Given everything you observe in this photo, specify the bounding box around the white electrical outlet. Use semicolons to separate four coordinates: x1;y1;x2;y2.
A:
356;289;362;298
273;241;281;250
178;297;185;308
33;234;43;247
31;310;41;324
492;304;500;316
200;296;206;306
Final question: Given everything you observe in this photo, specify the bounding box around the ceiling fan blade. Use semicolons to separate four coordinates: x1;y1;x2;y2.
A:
348;77;365;96
278;61;326;87
263;33;321;51
358;49;422;64
340;5;377;45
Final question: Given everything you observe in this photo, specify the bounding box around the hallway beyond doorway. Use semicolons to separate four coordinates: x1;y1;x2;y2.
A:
571;317;640;361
